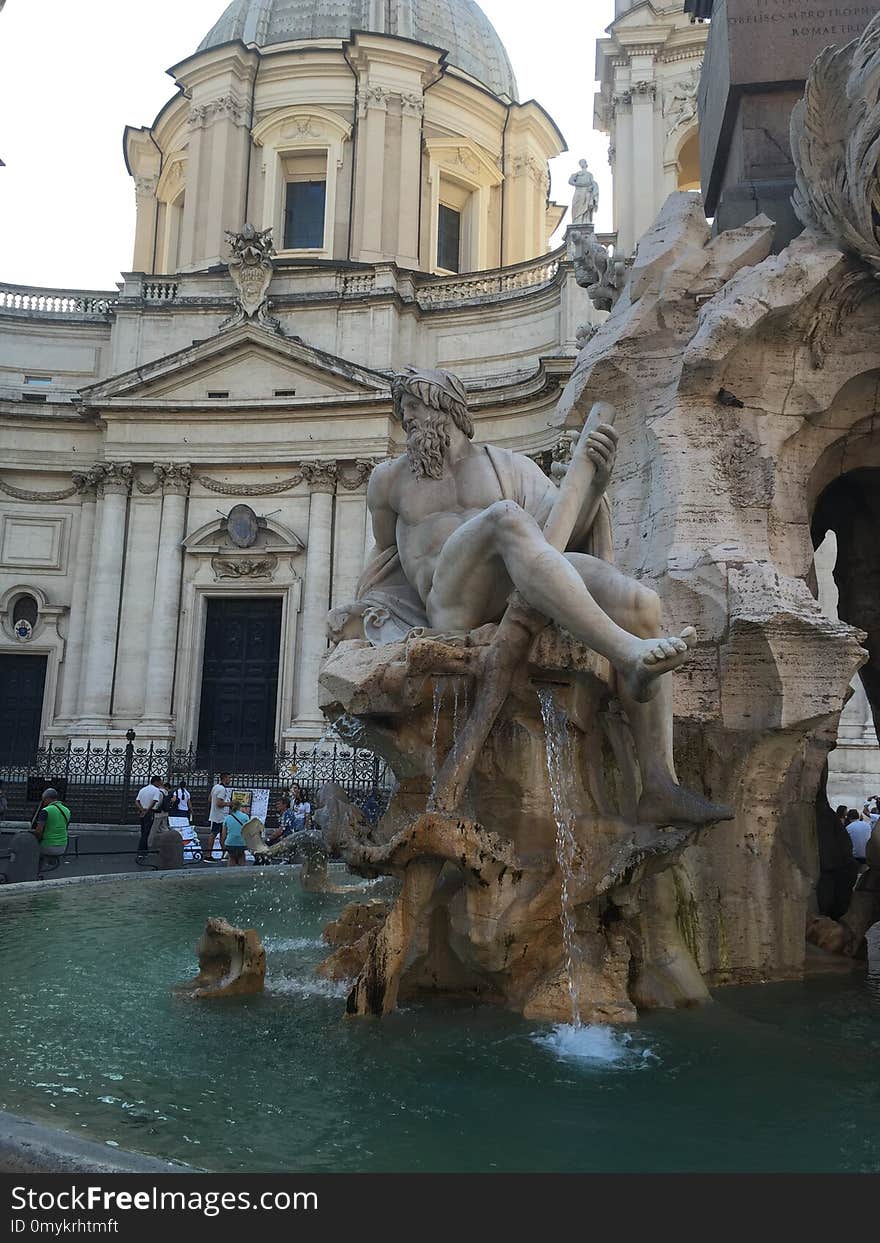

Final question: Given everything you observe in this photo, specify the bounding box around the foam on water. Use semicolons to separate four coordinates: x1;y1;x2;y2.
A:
264;936;325;952
266;974;351;999
533;1023;655;1068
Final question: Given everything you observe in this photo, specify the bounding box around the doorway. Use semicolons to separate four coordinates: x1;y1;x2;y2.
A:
196;598;282;770
0;653;48;763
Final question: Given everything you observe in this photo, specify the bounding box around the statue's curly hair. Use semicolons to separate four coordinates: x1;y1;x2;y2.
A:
391;367;474;439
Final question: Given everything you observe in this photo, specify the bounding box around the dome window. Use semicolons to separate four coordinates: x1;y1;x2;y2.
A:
283;153;327;252
438;204;462;274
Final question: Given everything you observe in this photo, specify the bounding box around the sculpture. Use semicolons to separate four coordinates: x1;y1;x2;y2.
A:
320;367;732;1021
567;226;628;313
176;917;266;999
221;223;281;334
569;158;599;226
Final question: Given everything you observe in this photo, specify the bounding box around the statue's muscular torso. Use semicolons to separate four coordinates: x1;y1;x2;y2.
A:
368;445;554;605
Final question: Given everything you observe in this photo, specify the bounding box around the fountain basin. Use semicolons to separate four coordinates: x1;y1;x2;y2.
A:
1;871;879;1173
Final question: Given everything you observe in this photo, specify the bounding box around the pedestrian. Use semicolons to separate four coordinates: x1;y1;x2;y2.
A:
172;776;193;822
31;787;71;867
845;808;872;865
265;794;295;846
362;786;383;827
135;773;164;856
835;804;848;829
207;772;232;861
290;783;311;831
0;779;7;826
222;796;250;867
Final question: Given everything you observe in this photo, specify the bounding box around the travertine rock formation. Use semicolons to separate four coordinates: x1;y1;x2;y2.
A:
176;917;266;999
321;628;720;1022
555;189;874;986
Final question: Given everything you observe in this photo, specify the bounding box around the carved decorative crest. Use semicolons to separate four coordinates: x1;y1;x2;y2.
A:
221;223;281;334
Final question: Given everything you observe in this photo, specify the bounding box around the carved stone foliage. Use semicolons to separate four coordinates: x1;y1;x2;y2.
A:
189;94;248;129
792;14;880;275
211;555;278;581
221;223;281;335
96;463;133;496
302;461;338;493
400;92;424;117
338;461;375;491
195;471;304;496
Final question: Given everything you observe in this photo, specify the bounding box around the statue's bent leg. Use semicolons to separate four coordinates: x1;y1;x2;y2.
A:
567;554;732;827
429;502;695;701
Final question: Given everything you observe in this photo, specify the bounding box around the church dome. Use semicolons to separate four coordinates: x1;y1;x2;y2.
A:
197;0;519;100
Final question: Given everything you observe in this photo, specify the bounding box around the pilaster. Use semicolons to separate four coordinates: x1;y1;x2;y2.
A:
291;461;338;738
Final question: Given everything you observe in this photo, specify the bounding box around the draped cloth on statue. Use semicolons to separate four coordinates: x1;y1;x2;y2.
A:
355;445;614;644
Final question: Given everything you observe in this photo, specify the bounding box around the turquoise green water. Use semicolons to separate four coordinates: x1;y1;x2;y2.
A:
1;872;879;1173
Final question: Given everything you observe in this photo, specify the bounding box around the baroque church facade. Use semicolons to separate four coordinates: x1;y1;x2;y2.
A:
0;0;874;799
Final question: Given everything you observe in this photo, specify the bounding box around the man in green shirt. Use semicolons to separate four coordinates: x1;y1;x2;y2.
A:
32;788;71;862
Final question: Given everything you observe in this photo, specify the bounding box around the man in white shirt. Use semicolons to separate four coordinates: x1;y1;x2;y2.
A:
136;775;164;856
845;809;872;863
208;772;232;861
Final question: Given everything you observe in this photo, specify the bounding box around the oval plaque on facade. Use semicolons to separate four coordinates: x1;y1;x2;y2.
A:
227;504;259;549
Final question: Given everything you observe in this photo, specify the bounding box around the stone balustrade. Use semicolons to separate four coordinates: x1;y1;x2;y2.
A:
413;248;565;308
0;283;117;316
141;279;180;302
2;247;579;326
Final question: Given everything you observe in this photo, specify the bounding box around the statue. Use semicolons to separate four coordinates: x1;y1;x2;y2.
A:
320;368;732;1021
345;367;725;827
569;158;599;226
221;222;281;334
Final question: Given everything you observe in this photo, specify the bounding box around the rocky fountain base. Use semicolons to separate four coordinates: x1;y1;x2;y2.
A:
318;624;719;1024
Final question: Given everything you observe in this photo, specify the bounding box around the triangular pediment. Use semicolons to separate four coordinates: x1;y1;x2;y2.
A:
80;324;389;407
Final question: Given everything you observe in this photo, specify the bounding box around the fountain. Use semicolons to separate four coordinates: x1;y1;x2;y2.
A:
317;371;731;1024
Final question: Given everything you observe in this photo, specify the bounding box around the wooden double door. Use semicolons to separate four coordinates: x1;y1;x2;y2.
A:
196;598;282;770
0;653;47;763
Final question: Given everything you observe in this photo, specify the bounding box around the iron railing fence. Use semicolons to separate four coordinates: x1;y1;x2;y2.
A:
0;739;391;829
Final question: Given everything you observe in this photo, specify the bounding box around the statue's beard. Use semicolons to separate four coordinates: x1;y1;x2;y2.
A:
406;414;450;479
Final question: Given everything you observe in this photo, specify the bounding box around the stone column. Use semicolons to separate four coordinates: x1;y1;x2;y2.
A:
356;85;389;261
56;470;101;722
397;93;424;268
333;462;373;609
630;78;658;249
132;175;159;273
292;461;337;737
141;464;191;732
76;463;132;727
113;477;162;721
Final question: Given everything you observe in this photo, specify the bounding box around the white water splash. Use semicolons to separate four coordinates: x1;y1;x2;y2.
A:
264;937;325;952
266;975;351;999
534;1023;654;1068
538;688;583;1027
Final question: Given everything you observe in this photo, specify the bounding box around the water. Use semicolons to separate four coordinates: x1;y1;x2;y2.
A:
428;679;446;808
538;688;583;1026
2;874;880;1173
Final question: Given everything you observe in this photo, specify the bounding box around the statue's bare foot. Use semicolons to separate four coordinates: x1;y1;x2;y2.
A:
623;626;697;702
637;783;734;828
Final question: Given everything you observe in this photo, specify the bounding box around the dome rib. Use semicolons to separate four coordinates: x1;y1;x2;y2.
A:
197;0;519;101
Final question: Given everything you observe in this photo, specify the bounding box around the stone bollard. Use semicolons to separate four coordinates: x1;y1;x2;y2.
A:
2;832;40;883
155;829;184;870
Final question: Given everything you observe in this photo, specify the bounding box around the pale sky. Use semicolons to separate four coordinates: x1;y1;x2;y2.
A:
0;0;615;290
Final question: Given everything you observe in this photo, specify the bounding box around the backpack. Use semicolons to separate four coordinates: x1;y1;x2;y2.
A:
160;789;178;814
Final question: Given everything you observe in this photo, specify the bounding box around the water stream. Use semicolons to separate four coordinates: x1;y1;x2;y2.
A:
428;678;447;808
538;687;583;1028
